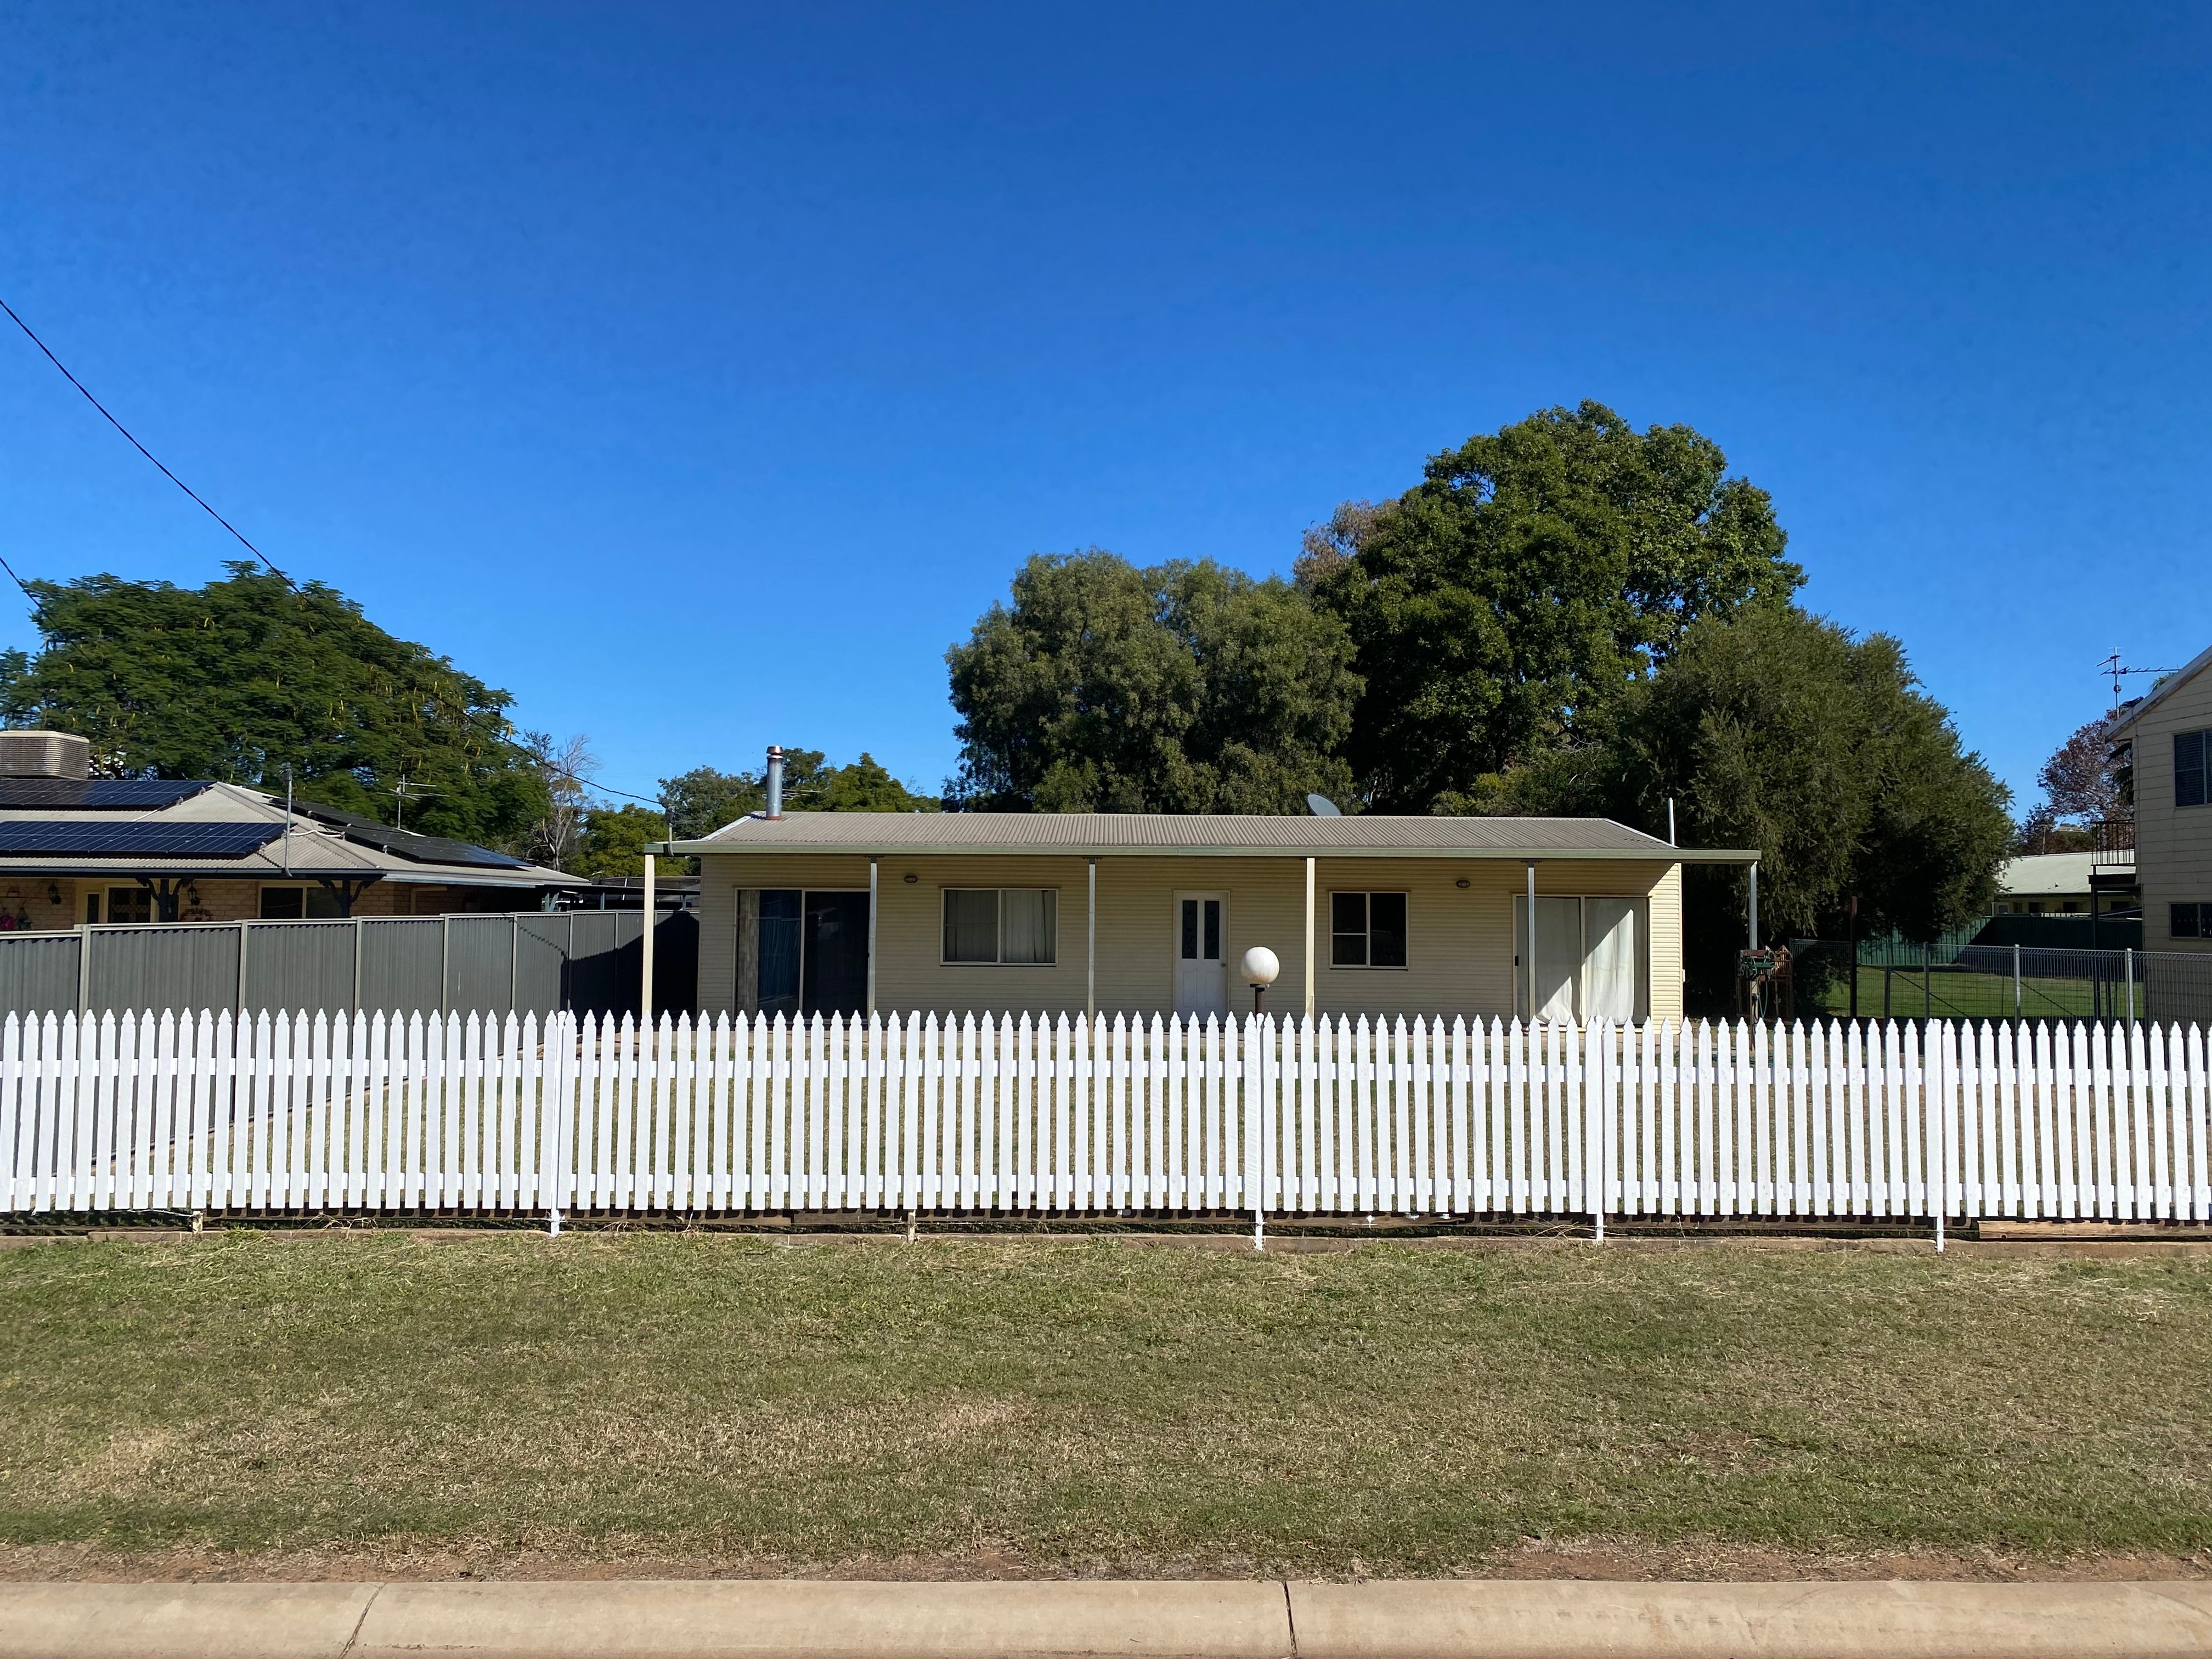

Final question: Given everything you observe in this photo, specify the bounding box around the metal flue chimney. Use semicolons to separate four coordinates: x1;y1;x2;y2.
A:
765;744;785;819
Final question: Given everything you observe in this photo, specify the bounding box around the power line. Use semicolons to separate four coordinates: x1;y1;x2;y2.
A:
0;294;296;590
0;296;679;813
538;760;665;810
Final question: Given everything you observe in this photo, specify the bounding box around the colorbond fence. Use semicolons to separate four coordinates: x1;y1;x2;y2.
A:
3;1011;2208;1237
0;911;698;1023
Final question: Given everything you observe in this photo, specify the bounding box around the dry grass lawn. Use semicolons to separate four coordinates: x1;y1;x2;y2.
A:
1;1233;2209;1578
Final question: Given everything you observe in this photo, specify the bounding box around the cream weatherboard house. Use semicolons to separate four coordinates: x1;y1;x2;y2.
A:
2110;642;2212;972
662;806;1756;1026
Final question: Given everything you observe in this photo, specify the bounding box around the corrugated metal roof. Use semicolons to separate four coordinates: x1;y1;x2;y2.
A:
671;811;1756;862
1997;851;2097;896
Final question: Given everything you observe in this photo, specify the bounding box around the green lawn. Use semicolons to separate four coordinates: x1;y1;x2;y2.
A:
2;1234;2209;1576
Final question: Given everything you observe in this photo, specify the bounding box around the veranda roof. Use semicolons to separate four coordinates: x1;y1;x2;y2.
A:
663;811;1758;863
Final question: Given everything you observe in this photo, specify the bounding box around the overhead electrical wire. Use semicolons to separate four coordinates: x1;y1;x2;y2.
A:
0;293;296;589
0;295;672;811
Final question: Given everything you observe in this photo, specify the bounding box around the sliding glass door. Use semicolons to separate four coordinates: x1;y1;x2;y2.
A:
757;889;869;1017
1514;895;1646;1022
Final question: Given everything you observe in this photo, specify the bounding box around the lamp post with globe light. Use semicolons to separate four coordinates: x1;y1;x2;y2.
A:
1240;946;1280;1015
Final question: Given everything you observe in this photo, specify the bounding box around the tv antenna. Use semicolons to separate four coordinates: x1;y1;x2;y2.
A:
390;780;438;830
2096;651;2173;712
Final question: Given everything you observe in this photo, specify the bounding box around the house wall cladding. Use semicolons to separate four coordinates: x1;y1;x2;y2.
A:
695;853;1684;1023
2135;667;2212;957
0;911;697;1022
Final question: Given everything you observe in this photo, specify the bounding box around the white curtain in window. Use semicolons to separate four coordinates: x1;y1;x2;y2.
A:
1000;889;1056;964
1583;898;1638;1023
1515;896;1581;1022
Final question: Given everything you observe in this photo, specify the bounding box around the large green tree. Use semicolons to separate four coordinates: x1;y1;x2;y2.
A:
660;750;938;842
574;752;941;879
947;551;1360;812
1302;402;1803;811
0;564;548;849
1499;605;2012;1000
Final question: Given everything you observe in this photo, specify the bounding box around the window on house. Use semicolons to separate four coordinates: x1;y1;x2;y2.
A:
942;889;1057;964
258;885;343;919
1330;891;1408;968
103;887;153;926
2179;729;2210;809
2174;903;2211;940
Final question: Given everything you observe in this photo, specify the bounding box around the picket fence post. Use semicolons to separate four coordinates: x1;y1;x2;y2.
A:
546;1010;572;1235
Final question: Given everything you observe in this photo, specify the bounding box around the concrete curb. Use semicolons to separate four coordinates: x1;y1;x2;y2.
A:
1290;1579;2212;1658
0;1581;379;1659
4;1578;2212;1659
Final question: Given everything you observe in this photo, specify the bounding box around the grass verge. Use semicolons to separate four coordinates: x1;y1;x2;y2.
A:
2;1234;2208;1576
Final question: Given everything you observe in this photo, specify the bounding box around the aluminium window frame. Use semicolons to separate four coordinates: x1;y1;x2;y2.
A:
939;885;1061;967
1327;889;1410;970
755;887;872;1015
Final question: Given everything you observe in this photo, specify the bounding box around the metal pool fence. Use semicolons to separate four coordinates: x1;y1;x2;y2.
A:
1791;940;2212;1029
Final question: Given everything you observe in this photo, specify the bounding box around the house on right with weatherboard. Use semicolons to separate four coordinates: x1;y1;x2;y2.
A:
2107;642;2212;1005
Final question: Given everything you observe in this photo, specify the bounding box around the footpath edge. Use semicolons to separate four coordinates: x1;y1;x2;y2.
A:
3;1577;2212;1659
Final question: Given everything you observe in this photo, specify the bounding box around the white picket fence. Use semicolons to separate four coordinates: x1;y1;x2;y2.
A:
2;1009;2208;1233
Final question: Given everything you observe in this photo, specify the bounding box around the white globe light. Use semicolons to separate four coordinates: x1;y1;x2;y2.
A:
1240;945;1281;988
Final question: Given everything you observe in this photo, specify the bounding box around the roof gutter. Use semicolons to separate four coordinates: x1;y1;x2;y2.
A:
657;839;1760;864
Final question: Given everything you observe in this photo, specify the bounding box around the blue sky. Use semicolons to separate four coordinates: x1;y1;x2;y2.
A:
3;3;2207;810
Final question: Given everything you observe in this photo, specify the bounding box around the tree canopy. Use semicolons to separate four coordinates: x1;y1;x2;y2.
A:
660;750;938;843
1497;605;2012;995
2017;716;2128;853
573;804;667;881
946;551;1359;812
567;752;939;878
0;564;548;849
1301;402;1803;811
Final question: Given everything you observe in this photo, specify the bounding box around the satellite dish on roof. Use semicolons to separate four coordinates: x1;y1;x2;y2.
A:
1305;793;1342;817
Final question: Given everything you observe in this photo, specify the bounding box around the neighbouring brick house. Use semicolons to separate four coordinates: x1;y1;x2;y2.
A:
0;730;582;929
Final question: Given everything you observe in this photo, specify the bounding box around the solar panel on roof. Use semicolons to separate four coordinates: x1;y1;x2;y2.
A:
0;778;213;811
290;802;530;869
0;821;285;857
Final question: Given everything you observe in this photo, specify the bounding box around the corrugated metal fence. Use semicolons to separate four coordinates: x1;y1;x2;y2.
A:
5;1009;2207;1235
0;912;698;1022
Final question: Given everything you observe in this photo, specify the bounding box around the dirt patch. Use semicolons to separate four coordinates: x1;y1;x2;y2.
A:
4;1538;2209;1584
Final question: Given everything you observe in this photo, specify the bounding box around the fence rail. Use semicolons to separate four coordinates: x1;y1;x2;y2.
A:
4;1010;2208;1232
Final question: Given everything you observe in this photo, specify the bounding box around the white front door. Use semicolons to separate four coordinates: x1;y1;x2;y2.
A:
1173;892;1228;1019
